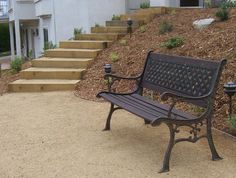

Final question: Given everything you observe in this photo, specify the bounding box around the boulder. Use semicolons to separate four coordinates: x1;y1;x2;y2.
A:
193;18;215;30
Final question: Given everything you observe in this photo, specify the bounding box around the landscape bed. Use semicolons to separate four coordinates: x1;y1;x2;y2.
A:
75;8;236;136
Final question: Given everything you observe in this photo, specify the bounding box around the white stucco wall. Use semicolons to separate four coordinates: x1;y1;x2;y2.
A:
150;0;169;6
53;0;127;43
9;0;37;21
35;0;52;17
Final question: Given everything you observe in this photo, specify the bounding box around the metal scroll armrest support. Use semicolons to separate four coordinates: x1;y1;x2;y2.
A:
104;73;142;92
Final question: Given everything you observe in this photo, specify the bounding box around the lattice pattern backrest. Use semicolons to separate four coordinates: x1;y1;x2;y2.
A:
141;53;221;100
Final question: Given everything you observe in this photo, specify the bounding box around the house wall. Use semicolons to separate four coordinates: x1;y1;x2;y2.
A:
9;0;37;21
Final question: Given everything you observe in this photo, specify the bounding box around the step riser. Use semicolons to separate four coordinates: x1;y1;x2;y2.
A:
59;41;109;49
105;21;142;27
91;27;128;33
9;84;75;92
45;50;99;58
75;34;124;41
20;71;83;80
32;60;91;68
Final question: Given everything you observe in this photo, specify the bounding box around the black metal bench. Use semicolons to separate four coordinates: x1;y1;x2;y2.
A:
97;52;226;173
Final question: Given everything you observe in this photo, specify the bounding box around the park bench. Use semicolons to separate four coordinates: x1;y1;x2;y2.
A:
97;51;226;172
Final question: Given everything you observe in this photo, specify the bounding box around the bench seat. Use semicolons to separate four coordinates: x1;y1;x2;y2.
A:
99;92;197;123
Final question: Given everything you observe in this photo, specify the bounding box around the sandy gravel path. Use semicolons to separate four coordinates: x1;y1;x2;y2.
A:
0;92;235;178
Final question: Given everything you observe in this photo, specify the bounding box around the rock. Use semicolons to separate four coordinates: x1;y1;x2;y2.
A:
193;18;215;30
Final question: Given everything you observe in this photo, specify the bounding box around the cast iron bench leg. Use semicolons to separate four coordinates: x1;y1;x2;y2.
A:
103;103;115;131
206;118;222;161
159;124;175;173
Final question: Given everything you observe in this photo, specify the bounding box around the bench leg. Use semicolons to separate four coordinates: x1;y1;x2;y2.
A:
206;118;222;161
103;103;115;131
159;124;175;173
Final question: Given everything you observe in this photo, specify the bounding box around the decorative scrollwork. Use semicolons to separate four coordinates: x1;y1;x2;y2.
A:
172;122;206;144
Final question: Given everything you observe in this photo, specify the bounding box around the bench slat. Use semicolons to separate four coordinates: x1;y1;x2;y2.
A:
99;93;197;122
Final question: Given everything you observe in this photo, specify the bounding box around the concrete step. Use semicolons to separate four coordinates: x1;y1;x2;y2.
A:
9;79;79;92
75;33;125;41
20;67;85;80
32;57;93;68
91;27;128;33
105;20;143;28
44;48;101;58
59;40;112;49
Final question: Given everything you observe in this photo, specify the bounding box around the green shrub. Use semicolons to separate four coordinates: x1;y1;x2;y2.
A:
227;115;236;133
95;23;101;27
161;37;184;49
74;27;83;38
0;24;10;53
10;57;24;73
43;41;57;51
215;6;230;21
140;2;150;9
112;15;121;20
159;21;173;34
119;39;127;46
110;52;119;62
139;26;146;33
220;0;236;8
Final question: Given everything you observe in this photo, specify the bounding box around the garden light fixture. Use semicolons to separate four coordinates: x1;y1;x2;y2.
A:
104;63;112;74
127;18;133;38
224;81;236;118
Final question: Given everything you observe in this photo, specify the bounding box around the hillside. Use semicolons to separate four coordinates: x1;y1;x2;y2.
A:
75;8;236;134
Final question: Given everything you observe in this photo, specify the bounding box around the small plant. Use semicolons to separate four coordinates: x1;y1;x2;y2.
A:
95;23;101;27
204;0;212;8
161;37;184;49
10;57;24;73
139;25;146;33
215;6;230;21
159;21;173;34
119;39;127;46
43;41;57;51
110;52;119;62
140;2;150;9
227;115;236;134
74;27;83;39
112;14;121;21
28;49;33;59
220;0;236;8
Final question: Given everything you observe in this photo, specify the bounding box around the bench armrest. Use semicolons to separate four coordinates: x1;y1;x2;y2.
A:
160;91;211;102
160;91;212;119
104;74;142;92
104;74;142;80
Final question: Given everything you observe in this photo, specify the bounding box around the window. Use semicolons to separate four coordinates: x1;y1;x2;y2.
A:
43;28;49;44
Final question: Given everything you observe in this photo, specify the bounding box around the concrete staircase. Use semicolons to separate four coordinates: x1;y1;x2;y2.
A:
9;7;165;92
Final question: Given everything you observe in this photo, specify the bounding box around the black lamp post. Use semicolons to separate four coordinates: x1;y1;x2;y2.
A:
127;18;133;38
104;64;112;74
224;81;236;118
104;64;112;91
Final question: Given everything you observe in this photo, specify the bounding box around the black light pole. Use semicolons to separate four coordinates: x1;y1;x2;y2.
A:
224;81;236;118
104;64;112;91
127;18;133;38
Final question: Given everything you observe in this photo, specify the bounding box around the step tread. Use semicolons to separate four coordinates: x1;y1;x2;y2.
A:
10;79;80;84
46;48;101;52
61;40;112;43
80;33;126;36
23;67;85;72
35;57;93;62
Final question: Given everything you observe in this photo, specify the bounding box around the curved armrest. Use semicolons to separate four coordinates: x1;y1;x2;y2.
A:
160;91;211;102
104;74;142;80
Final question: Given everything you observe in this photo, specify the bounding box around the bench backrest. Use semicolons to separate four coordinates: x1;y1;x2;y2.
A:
140;52;226;107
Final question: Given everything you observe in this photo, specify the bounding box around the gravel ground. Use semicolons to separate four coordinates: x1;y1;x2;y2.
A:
0;92;236;178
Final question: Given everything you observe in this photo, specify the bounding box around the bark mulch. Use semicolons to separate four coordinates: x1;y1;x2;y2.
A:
0;61;31;95
75;8;236;135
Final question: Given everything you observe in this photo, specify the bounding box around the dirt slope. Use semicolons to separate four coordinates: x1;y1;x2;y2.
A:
75;8;236;134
